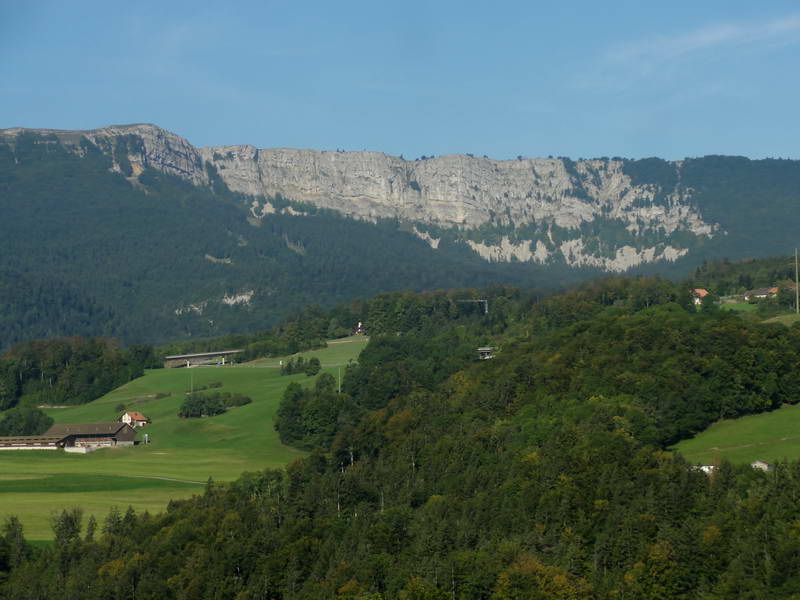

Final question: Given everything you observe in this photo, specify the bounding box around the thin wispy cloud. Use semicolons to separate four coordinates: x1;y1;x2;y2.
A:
607;14;800;64
581;13;800;91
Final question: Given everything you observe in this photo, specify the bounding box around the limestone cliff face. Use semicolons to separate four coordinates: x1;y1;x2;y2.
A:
202;146;712;235
0;123;718;272
199;141;717;271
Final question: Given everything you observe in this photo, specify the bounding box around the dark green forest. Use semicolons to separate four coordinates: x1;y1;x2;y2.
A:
623;156;800;277
5;277;800;598
0;337;155;414
0;133;580;350
5;132;800;351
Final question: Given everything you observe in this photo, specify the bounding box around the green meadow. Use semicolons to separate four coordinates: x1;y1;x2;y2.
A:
0;336;368;540
763;313;800;326
673;402;800;466
721;302;758;312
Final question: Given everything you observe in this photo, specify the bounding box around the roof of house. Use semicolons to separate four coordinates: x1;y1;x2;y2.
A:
744;287;779;297
45;422;131;437
0;435;65;445
123;411;149;421
692;288;710;297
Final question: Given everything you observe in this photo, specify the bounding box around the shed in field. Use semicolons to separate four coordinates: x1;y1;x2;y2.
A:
0;422;138;453
0;435;65;451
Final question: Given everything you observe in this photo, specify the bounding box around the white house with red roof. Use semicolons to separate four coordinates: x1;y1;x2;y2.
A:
119;411;150;428
691;288;710;305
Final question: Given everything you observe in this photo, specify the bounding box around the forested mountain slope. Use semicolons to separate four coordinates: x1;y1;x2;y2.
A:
0;133;571;348
3;126;800;348
4;279;800;599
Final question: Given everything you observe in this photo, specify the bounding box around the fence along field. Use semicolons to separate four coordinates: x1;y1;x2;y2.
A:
0;337;369;540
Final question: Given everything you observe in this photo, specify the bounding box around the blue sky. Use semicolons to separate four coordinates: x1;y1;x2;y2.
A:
2;1;799;160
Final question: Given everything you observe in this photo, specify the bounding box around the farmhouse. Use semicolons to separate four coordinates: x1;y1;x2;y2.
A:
0;422;137;453
45;423;138;453
120;410;150;427
743;287;779;301
163;349;243;368
691;288;709;305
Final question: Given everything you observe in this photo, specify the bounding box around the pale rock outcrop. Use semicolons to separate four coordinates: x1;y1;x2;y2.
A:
467;237;537;263
174;301;208;316
205;254;232;264
558;239;688;272
412;227;441;249
222;290;254;306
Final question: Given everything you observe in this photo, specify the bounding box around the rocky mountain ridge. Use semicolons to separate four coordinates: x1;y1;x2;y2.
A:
0;123;718;272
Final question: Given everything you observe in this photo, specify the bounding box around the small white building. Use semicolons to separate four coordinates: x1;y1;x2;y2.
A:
119;411;150;428
751;460;773;472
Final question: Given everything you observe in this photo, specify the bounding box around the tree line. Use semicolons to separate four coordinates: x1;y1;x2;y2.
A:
0;337;157;434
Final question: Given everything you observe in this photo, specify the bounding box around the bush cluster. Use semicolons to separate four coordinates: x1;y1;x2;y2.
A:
280;356;321;376
177;391;251;418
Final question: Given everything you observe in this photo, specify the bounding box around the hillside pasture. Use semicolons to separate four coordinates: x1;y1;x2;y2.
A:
0;338;368;540
763;312;800;326
720;301;757;312
244;335;368;368
672;403;800;466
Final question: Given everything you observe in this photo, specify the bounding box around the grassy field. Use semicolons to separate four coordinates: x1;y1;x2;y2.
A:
763;313;800;326
0;336;368;540
672;403;800;466
721;302;758;312
244;335;367;369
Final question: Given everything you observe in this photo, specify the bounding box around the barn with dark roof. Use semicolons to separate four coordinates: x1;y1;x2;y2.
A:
0;423;138;453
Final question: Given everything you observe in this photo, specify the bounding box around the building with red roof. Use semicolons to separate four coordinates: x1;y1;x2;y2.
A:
691;288;710;305
119;411;150;428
